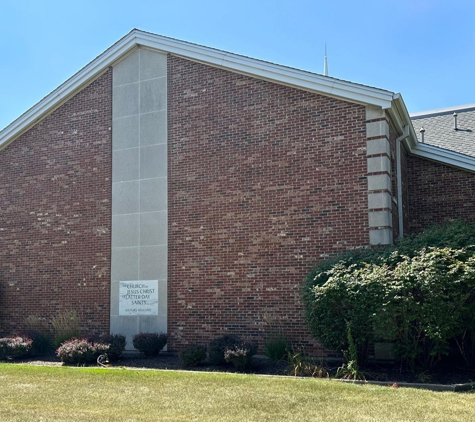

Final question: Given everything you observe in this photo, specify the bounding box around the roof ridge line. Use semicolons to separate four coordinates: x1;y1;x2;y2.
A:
411;103;475;119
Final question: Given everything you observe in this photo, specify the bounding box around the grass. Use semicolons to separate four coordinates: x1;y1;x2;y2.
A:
1;364;475;421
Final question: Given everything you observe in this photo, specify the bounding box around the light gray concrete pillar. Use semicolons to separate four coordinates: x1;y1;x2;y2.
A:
110;48;168;349
365;106;393;245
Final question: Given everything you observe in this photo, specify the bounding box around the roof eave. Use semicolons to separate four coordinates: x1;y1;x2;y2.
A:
387;95;475;173
134;31;395;108
411;143;475;173
0;31;139;151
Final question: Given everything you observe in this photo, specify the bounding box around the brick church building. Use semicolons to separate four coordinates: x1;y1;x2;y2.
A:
1;30;474;353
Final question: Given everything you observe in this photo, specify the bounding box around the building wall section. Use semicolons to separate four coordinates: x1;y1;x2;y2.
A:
167;55;369;353
407;155;475;233
0;70;113;336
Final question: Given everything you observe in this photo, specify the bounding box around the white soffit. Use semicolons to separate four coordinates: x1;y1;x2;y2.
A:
0;29;396;150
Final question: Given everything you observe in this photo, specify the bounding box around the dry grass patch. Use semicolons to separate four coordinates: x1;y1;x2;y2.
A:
0;364;474;421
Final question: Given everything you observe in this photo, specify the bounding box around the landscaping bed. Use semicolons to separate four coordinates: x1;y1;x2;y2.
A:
6;351;475;390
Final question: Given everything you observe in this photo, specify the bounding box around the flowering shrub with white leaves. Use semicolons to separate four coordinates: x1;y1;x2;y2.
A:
0;336;33;359
224;342;257;371
56;338;109;365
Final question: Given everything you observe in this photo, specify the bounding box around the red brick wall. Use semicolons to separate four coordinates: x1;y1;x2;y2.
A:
0;70;112;336
407;155;475;233
168;56;369;354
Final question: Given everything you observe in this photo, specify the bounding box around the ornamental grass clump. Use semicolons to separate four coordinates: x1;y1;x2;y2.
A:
286;347;329;378
265;333;290;362
0;336;34;360
263;318;290;362
132;332;167;356
51;310;81;348
179;344;207;367
224;342;257;372
56;338;109;365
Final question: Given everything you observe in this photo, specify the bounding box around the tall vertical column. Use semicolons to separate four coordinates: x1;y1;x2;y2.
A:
110;48;168;348
366;105;393;245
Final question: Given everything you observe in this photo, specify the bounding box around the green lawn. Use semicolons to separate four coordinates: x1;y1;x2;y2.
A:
0;364;474;421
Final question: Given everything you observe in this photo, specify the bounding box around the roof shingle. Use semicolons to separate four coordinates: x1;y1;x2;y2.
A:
411;105;475;158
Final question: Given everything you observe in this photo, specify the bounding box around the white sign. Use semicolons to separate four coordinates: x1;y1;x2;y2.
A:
119;280;159;316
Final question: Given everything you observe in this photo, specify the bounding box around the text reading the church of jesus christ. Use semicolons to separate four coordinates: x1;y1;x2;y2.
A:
119;280;159;316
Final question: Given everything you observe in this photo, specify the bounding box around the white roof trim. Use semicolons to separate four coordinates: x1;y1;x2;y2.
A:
0;29;396;150
410;143;475;173
133;31;395;108
386;96;475;173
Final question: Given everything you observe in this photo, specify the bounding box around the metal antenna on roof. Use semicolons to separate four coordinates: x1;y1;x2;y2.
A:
453;112;458;131
324;43;328;76
420;127;425;143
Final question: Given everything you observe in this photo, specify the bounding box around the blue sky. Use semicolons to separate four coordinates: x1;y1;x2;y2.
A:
1;0;474;130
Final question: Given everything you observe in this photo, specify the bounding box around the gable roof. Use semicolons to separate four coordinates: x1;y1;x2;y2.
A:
411;104;475;158
0;29;399;151
1;29;475;174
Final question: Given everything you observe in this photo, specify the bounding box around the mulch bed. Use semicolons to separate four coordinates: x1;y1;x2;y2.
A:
5;352;475;386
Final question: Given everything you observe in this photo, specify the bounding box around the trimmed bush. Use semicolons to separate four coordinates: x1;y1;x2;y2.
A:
132;333;167;356
208;335;241;365
0;336;33;360
56;338;109;365
303;221;475;371
224;342;257;372
101;334;126;361
179;345;207;367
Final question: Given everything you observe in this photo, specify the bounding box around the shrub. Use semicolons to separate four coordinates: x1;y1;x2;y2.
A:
336;322;366;381
179;345;207;367
303;221;475;371
51;310;81;347
101;334;126;361
24;316;53;355
224;342;257;371
265;334;290;362
208;335;241;365
29;332;54;355
263;317;290;362
396;220;475;253
56;338;109;365
0;336;34;360
286;347;328;378
132;333;167;356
